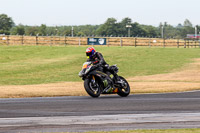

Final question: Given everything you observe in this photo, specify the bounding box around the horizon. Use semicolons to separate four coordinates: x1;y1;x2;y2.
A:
0;0;199;27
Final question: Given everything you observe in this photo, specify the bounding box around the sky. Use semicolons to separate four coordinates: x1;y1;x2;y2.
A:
0;0;199;27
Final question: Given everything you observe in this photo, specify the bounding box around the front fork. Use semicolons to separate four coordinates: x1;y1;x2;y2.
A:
113;73;120;83
91;75;97;87
113;75;127;88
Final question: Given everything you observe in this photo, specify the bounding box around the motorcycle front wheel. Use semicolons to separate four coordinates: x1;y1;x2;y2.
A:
84;78;101;98
117;76;130;97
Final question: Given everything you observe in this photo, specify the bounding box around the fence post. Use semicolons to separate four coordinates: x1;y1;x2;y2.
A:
120;38;122;47
177;39;179;48
195;39;197;48
79;37;81;46
64;36;67;46
107;37;109;47
58;35;61;45
184;40;186;48
134;38;137;47
163;38;165;48
51;35;53;46
149;38;151;48
106;37;109;47
199;40;200;48
21;35;24;45
6;35;9;45
36;35;38;45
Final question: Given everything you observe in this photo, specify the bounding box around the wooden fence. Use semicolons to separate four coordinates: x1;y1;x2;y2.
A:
0;35;200;48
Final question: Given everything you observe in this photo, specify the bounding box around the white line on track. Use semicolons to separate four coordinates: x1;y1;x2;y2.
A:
1;113;200;128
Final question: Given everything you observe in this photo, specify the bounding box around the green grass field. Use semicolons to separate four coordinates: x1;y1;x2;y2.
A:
1;45;200;85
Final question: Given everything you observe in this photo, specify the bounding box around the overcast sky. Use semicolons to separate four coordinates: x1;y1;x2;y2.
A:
0;0;199;26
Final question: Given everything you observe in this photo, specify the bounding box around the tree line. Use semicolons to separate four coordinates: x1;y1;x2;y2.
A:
0;13;199;39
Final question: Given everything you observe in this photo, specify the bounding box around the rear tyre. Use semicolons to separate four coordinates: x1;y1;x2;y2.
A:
117;76;130;97
84;78;101;98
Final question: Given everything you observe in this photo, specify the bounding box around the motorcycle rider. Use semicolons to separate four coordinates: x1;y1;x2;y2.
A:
86;47;114;92
86;47;107;69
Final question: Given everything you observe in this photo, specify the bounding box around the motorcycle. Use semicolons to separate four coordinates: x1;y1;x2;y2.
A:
78;61;130;98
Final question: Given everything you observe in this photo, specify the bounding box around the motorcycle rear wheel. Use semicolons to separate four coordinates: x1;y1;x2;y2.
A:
84;78;101;98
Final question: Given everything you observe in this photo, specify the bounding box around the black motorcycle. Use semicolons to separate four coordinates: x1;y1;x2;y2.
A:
78;62;130;98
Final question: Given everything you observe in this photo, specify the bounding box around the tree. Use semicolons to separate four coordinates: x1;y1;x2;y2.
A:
46;27;58;35
130;22;147;37
142;25;158;37
77;25;99;36
178;19;194;38
38;24;47;35
96;18;118;36
10;24;25;35
184;19;192;27
196;25;200;35
4;16;195;39
77;31;85;36
118;17;132;36
163;23;176;38
176;23;183;28
25;26;39;36
63;29;71;36
158;22;181;38
0;14;15;34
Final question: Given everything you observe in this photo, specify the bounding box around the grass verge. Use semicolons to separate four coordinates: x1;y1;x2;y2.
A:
1;46;200;98
1;46;200;85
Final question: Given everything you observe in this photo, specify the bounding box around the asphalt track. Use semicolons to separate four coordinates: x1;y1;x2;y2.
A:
0;91;200;132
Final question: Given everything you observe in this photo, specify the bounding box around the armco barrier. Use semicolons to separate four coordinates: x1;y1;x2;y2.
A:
0;35;199;48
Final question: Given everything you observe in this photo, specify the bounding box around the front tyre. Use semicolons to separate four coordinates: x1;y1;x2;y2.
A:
84;78;101;98
117;76;130;97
